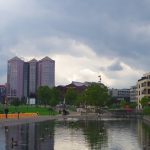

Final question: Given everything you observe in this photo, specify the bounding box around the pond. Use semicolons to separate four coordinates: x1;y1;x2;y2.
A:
0;119;149;150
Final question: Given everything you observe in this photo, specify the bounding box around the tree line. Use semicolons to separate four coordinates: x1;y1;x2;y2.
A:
36;83;110;108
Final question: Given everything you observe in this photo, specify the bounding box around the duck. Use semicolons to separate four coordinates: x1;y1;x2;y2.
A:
40;134;45;141
5;126;9;132
11;138;18;146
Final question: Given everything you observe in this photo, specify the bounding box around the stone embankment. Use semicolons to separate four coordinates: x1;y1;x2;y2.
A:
0;112;148;127
143;116;150;125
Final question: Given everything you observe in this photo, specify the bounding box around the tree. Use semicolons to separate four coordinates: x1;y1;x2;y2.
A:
75;92;86;106
120;100;128;108
85;83;109;108
65;88;78;105
140;96;150;108
129;102;137;109
11;98;21;107
10;98;21;112
37;86;51;106
49;87;61;106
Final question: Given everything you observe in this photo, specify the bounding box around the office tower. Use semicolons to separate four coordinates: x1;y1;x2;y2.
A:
7;56;55;100
29;59;37;96
23;62;29;98
7;57;24;99
38;57;55;88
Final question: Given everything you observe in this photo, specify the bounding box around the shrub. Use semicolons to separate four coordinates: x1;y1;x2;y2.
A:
143;107;150;115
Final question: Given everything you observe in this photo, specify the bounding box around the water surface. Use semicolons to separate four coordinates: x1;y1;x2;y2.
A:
0;119;149;150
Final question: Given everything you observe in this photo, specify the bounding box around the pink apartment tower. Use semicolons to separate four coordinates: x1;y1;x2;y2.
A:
7;56;55;99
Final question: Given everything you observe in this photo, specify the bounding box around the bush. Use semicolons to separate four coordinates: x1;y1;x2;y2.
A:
143;107;150;115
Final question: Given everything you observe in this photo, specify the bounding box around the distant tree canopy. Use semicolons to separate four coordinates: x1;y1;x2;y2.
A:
84;83;110;108
140;96;150;108
37;86;60;106
65;88;78;105
37;83;110;108
50;87;61;106
10;98;21;107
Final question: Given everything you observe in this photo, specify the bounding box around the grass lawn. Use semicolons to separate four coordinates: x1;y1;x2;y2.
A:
0;105;58;116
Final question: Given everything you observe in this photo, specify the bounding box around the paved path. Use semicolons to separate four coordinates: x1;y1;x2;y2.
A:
143;116;150;125
0;112;81;127
0;112;99;127
0;112;144;127
0;116;58;127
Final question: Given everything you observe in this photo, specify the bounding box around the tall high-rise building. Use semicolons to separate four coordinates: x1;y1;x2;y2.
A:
29;59;37;96
7;56;55;100
23;62;29;98
38;57;55;88
7;57;24;99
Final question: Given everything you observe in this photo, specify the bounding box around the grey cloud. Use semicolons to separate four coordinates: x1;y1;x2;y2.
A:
0;0;150;86
107;61;123;71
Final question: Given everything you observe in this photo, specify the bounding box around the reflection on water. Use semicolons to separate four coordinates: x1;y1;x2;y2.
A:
2;121;55;150
0;119;149;150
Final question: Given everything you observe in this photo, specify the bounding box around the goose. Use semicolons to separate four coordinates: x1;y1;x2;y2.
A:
40;134;45;141
11;138;18;146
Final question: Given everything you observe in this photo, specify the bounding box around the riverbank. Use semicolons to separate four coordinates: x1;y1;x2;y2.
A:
0;116;57;127
143;116;150;125
0;112;142;127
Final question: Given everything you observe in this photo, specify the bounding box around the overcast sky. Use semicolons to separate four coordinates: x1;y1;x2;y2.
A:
1;0;150;88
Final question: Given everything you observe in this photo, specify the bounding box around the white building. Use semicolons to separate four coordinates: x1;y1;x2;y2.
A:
137;72;150;109
130;86;137;103
109;88;130;102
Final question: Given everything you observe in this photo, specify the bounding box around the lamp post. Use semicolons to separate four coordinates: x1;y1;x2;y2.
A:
4;96;9;119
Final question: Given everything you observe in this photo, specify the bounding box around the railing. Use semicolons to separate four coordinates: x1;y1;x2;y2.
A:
0;113;38;119
109;109;143;118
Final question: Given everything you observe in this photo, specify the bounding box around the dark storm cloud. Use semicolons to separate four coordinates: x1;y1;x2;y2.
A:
0;0;150;85
107;61;123;71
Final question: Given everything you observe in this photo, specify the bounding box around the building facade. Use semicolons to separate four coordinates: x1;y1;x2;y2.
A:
7;56;55;100
23;62;29;98
38;57;55;88
137;72;150;109
7;57;24;99
0;85;6;102
29;59;37;96
109;88;130;102
130;85;137;103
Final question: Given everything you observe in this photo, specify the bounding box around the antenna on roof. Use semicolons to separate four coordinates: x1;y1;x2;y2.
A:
98;75;101;83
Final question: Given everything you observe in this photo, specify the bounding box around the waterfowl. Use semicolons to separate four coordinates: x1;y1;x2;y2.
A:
40;134;45;141
11;138;18;146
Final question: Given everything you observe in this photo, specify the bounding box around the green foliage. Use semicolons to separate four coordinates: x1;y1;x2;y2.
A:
140;97;150;108
85;83;109;107
10;98;21;107
37;86;51;106
37;86;61;106
8;105;58;115
75;92;86;106
50;88;61;106
65;88;78;105
120;100;128;108
143;106;150;115
129;102;137;109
